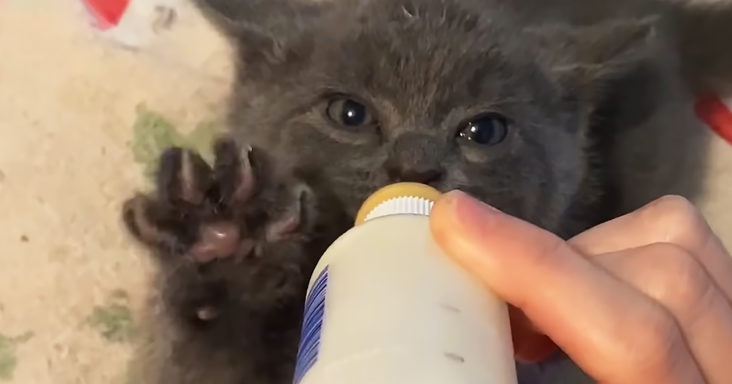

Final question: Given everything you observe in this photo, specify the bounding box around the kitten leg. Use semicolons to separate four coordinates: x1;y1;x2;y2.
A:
122;139;311;309
123;140;323;384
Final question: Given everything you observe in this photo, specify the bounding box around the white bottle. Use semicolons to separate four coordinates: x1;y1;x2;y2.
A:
293;182;518;384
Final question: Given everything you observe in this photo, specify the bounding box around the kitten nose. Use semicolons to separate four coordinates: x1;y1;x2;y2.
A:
387;167;443;185
386;132;445;185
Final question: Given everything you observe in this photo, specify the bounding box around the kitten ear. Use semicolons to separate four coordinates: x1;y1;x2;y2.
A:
528;17;660;97
193;0;325;62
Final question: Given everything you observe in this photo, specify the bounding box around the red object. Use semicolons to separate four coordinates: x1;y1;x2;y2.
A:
80;0;131;30
695;94;732;146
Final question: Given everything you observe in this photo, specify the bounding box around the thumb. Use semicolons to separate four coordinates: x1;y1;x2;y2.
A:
428;190;651;376
429;191;560;360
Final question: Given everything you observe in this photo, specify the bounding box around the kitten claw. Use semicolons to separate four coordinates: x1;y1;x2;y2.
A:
265;215;301;242
157;147;213;206
213;139;258;205
122;194;179;249
235;146;257;202
265;186;312;241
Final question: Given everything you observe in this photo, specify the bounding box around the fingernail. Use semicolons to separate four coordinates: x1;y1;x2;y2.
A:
446;190;502;227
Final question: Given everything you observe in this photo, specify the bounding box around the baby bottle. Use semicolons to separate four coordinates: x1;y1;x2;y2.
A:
293;182;518;384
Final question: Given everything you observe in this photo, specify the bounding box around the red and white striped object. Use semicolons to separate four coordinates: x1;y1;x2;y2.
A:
79;0;130;31
696;93;732;146
78;0;180;48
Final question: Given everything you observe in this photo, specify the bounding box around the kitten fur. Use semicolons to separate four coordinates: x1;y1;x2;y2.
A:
122;0;732;383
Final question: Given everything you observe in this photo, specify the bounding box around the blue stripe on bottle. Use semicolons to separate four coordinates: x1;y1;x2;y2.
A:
293;266;329;384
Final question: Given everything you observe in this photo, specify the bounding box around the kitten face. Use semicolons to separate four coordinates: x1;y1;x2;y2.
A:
199;0;655;233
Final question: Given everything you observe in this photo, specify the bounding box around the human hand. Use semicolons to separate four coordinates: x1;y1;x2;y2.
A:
430;192;732;383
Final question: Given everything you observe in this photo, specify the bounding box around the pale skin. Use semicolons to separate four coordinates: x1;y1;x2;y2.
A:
430;192;732;384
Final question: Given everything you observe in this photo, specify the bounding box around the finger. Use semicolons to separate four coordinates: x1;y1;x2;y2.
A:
430;191;705;384
595;243;732;383
570;195;732;300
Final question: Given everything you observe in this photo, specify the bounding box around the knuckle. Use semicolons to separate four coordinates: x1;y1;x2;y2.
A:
623;306;686;375
527;234;568;270
650;194;696;214
645;195;707;238
644;243;715;323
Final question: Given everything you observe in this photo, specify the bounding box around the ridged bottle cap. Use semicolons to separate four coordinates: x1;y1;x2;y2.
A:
354;182;442;226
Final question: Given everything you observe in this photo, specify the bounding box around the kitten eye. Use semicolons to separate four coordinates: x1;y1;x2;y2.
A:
325;97;375;128
456;113;509;145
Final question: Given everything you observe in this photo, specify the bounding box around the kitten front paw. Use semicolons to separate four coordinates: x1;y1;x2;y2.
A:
123;138;316;325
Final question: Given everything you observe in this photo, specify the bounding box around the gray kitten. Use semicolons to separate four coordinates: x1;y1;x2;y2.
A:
122;0;732;383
